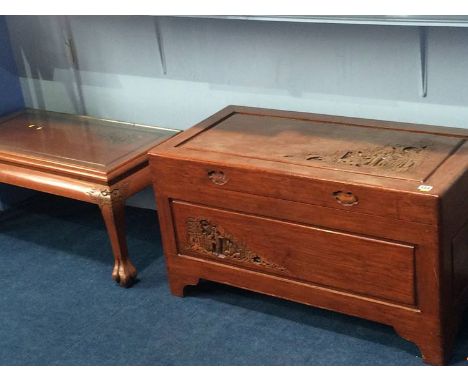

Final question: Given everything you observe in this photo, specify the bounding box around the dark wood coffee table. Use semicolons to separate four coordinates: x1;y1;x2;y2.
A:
0;109;179;287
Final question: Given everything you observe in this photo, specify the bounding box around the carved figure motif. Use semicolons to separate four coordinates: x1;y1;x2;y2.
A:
186;217;287;272
285;144;429;172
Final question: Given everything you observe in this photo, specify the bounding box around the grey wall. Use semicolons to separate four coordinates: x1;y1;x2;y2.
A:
6;16;468;130
5;15;468;208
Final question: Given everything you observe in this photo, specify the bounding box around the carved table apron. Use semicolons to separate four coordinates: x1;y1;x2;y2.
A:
149;105;468;365
0;109;179;287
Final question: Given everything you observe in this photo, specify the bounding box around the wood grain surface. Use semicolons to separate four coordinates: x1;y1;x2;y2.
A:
0;108;179;287
150;106;468;365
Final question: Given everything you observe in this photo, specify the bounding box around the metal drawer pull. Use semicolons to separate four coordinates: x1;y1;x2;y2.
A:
333;191;358;206
207;170;228;185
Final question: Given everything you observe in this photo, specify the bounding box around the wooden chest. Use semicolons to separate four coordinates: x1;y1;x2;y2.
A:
149;106;468;365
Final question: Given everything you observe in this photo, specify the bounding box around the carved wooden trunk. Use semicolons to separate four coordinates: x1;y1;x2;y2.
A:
149;106;468;365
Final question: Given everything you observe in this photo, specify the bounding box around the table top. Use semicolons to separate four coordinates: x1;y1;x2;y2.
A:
183;112;463;182
0;109;179;182
151;105;468;194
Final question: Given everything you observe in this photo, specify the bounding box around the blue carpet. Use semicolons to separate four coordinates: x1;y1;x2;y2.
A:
0;193;467;366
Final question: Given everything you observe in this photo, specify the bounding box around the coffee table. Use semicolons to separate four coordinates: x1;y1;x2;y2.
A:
0;109;179;287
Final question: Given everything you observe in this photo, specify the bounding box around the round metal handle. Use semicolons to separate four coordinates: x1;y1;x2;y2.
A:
207;170;228;185
333;191;358;206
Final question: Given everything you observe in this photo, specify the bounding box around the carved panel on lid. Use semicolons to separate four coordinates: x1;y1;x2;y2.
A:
283;143;430;172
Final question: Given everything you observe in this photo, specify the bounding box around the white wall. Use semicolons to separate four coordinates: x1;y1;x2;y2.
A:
5;16;468;208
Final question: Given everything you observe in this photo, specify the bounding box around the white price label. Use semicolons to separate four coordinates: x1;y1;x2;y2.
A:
418;185;433;192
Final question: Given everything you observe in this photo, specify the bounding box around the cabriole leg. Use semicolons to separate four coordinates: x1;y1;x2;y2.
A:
99;200;137;287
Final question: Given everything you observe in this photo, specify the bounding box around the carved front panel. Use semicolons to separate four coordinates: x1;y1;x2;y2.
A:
171;200;416;306
186;217;287;273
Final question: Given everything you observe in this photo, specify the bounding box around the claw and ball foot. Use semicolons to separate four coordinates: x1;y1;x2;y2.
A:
100;200;138;288
112;258;138;287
